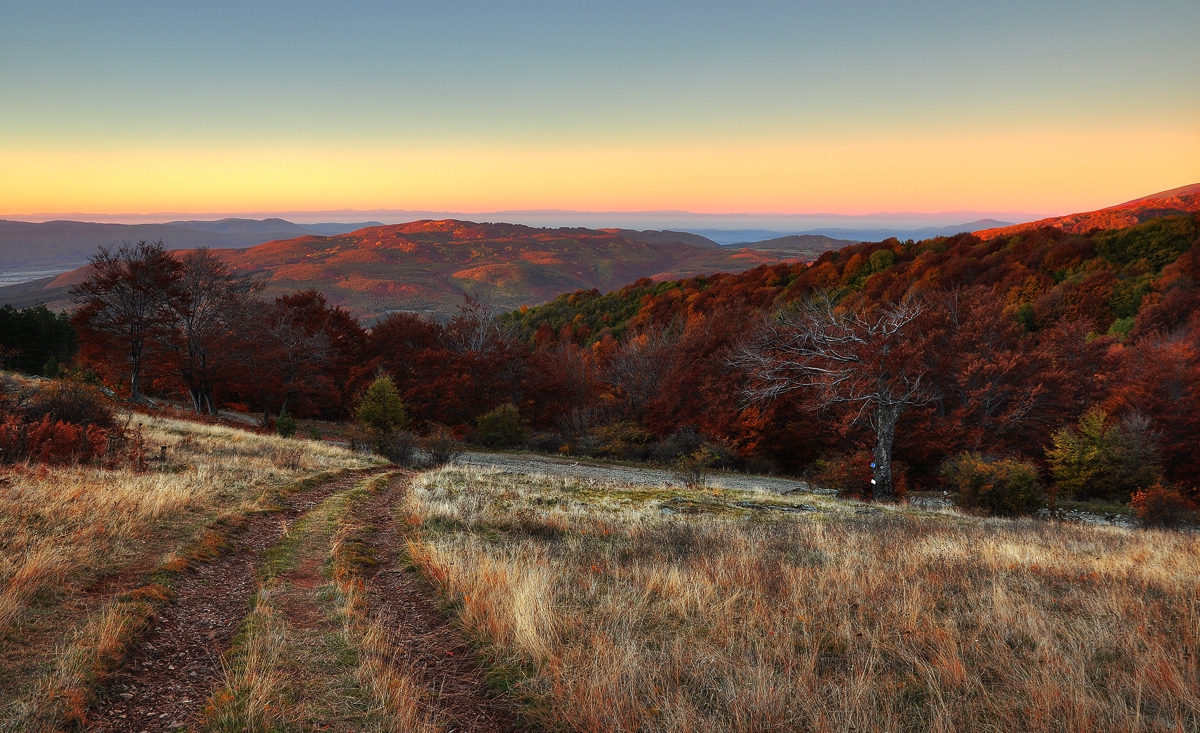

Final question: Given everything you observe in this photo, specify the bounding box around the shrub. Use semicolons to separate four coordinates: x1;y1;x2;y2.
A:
671;446;718;489
355;374;408;433
0;413;134;467
42;356;63;379
943;453;1044;516
810;452;876;497
275;409;297;438
1047;409;1161;502
378;429;420;467
422;424;465;468
22;380;115;428
475;403;529;448
527;432;565;454
653;427;705;463
1130;484;1198;528
653;427;737;469
593;421;653;461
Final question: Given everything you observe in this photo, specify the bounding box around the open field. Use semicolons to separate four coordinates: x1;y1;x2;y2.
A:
3;411;1198;732
0;414;378;726
405;466;1200;732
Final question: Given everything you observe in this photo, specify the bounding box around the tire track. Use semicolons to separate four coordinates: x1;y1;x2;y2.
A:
355;474;518;732
86;468;390;732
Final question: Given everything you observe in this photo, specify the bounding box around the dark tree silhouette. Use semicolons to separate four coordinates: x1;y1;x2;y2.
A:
70;240;178;401
163;248;262;414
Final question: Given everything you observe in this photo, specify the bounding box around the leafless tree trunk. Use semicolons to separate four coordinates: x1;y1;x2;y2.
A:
164;248;261;414
736;291;936;501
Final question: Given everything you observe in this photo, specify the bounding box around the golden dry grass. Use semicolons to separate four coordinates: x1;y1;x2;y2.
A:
405;466;1200;733
203;473;437;732
0;411;377;722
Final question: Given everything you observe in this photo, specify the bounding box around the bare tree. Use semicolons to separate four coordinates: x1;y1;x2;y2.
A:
443;294;511;355
163;248;262;414
70;240;179;401
602;326;676;410
737;291;936;501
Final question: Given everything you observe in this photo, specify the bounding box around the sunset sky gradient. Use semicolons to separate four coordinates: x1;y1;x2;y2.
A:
1;1;1197;222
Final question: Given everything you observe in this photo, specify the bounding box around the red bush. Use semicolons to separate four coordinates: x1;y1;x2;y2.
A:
1130;484;1198;528
0;412;139;468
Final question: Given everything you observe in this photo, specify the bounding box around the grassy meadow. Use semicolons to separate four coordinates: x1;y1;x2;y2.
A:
0;412;377;725
405;466;1200;733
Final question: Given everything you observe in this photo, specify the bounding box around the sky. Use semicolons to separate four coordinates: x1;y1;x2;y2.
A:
1;1;1197;226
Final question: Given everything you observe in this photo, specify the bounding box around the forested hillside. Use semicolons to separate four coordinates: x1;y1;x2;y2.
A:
5;211;1199;513
504;214;1200;343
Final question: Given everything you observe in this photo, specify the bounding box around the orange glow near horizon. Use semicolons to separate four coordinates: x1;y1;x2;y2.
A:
2;128;1197;219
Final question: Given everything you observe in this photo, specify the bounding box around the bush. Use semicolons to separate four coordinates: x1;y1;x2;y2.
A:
943;453;1044;516
42;356;63;379
653;427;737;469
0;412;142;468
355;374;408;433
593;421;653;461
806;453;873;499
671;446;718;489
475;403;529;448
653;427;705;463
527;431;566;454
1130;484;1198;528
22;380;115;428
1047;409;1161;502
422;424;465;468
377;429;420;467
275;409;297;438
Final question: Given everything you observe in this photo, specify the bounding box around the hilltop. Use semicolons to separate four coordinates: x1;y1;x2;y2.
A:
975;183;1200;240
504;211;1200;344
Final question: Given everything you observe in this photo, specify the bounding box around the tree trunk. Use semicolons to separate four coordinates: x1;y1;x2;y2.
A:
262;403;271;428
872;403;902;502
130;359;143;402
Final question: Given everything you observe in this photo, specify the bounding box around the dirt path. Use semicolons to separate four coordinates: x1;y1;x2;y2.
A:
358;475;518;732
86;468;389;732
459;450;818;494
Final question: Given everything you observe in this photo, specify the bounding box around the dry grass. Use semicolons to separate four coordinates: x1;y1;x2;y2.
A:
405;466;1200;733
0;411;377;722
203;473;437;732
329;474;439;733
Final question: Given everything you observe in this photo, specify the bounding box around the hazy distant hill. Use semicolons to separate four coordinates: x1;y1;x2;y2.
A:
210;220;801;319
691;220;1010;245
975;184;1200;240
0;217;380;278
724;234;858;257
0;220;806;318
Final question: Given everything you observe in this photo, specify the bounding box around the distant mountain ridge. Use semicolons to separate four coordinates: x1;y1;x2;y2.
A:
0;217;381;277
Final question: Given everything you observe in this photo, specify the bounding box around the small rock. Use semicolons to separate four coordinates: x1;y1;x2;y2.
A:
119;692;134;699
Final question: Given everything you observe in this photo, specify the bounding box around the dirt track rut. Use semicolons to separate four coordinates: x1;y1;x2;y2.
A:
86;469;388;732
87;468;516;732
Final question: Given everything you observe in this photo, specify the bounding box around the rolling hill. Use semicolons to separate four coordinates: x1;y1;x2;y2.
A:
975;183;1200;240
0;220;816;318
